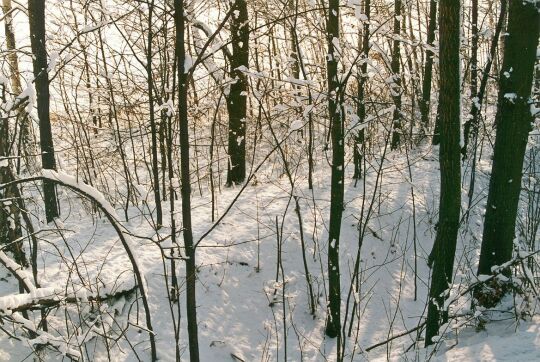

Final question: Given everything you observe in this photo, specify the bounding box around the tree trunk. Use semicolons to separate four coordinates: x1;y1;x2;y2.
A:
419;0;437;138
477;0;540;280
2;0;37;174
469;0;479;114
425;0;461;347
146;0;163;227
1;0;26;265
325;2;344;361
353;0;370;181
0;94;25;267
390;0;403;150
462;0;507;158
174;1;200;360
226;0;249;186
28;0;59;223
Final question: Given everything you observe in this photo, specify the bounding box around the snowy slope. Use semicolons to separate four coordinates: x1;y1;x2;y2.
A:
0;143;539;361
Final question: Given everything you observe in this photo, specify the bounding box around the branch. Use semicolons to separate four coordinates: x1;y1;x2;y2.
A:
0;285;137;313
0;171;157;360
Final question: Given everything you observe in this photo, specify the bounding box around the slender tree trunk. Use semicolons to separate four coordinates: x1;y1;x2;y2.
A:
477;0;540;280
289;0;300;84
28;0;59;223
420;0;437;138
2;0;21;96
353;0;370;181
390;0;403;150
425;0;461;347
325;2;344;361
0;95;26;267
147;0;163;227
462;0;507;223
226;0;249;186
96;17;133;221
470;0;479;114
2;0;37;173
462;0;507;158
288;2;315;189
174;1;200;360
461;1;478;156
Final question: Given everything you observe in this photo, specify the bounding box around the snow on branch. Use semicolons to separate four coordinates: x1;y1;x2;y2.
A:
0;170;156;360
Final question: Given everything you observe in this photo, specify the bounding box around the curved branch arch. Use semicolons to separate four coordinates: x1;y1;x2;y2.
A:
0;172;157;361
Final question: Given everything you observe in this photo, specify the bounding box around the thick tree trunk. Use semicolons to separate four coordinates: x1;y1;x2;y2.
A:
28;0;59;223
174;1;200;360
226;0;249;186
477;1;540;279
325;2;344;360
425;0;461;347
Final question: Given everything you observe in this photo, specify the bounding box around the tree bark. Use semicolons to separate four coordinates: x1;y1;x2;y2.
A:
28;0;59;222
146;0;163;227
2;0;37;173
226;0;249;186
174;1;200;360
477;0;540;279
390;0;403;150
0;92;25;267
325;3;344;361
462;0;507;158
419;0;437;138
425;0;461;347
353;0;370;181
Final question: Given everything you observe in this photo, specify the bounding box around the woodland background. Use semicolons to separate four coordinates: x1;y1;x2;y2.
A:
0;0;539;361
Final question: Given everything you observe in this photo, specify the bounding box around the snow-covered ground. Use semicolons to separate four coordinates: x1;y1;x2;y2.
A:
0;142;539;361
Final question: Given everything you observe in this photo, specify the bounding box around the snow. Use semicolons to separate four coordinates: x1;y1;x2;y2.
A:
401;317;540;362
0;251;36;292
356;13;369;22
80;20;109;34
504;93;517;103
1;4;539;359
16;82;36;114
41;169;118;218
47;51;61;73
289;119;304;131
184;55;194;73
0;287;57;312
531;103;540;117
0;137;538;361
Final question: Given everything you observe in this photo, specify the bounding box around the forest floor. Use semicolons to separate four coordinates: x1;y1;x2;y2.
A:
0;142;539;361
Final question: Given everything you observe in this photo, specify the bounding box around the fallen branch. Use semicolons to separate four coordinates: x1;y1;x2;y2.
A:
365;322;426;352
2;312;81;360
0;285;137;313
0;250;35;293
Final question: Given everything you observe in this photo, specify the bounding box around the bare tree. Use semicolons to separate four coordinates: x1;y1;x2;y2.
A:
425;0;461;346
226;0;249;185
28;0;59;222
174;0;200;360
325;2;344;361
477;0;540;283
